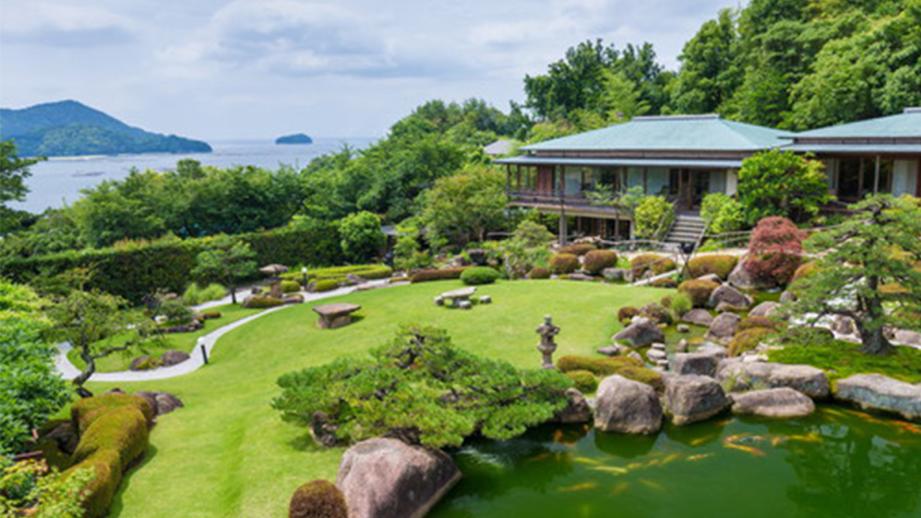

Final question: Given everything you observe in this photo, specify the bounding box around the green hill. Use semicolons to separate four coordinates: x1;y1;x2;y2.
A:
0;100;212;157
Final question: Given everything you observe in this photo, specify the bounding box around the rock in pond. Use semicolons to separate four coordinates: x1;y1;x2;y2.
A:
716;360;830;399
749;301;781;318
336;438;461;518
730;388;815;418
834;374;921;421
554;388;593;423
664;374;730;425
613;320;665;347
593;375;662;434
670;345;727;377
708;284;753;309
681;309;714;327
706;313;740;342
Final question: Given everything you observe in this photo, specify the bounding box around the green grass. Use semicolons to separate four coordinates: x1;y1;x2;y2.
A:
68;304;261;372
85;280;667;518
769;339;921;383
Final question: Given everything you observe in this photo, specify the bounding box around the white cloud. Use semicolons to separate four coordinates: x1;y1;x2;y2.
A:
1;1;135;46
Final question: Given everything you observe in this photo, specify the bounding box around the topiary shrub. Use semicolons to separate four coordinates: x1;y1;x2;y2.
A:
728;328;775;357
242;295;285;308
410;267;467;283
649;277;677;288
558;243;596;256
460;266;500;286
743;216;805;286
634;196;675;240
630;254;676;277
289;479;348;518
617;306;639;323
200;310;222;320
71;393;155;434
527;267;551;279
72;406;149;470
582;249;618;274
738;316;781;332
687;254;739;280
556;355;663;391
678;279;720;308
670;292;693;319
549;253;579;274
310;279;341;292
565;370;598;393
281;280;302;293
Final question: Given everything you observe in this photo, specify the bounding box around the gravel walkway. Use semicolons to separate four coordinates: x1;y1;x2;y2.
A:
54;280;394;383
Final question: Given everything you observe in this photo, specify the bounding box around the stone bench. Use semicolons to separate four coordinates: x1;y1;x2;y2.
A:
439;287;477;308
313;303;362;329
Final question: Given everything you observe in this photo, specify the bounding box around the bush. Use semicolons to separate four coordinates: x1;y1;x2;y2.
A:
630;254;675;277
743;216;805;286
338;211;385;263
791;261;818;283
181;283;227;305
617;306;639;323
310;280;340;293
649;276;677;288
556;355;663;391
640;303;673;325
242;295;284;308
410;267;467;283
582;249;618;274
738;150;831;225
156;297;194;325
678;279;719;307
565;370;598;393
199;311;221;319
72;406;149;470
670;292;693;319
687;254;738;280
701;193;745;234
527;267;551;279
558;243;596;256
281;280;301;293
289;480;348;518
738;316;781;332
634;196;675;239
728;328;775;357
460;266;500;286
549;253;579;274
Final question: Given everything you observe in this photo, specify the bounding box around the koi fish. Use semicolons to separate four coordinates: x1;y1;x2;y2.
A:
639;479;665;491
572;456;602;466
687;453;712;462
592;465;629;475
559;481;598;493
611;481;630;496
724;442;766;457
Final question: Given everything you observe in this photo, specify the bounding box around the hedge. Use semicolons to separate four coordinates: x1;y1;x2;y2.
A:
410;267;467;283
556;355;663;391
549;253;579;274
687;254;738;280
527;267;551;279
565;370;598;393
289;479;348;518
0;222;343;304
242;295;285;308
310;279;341;292
582;249;618;274
678;279;720;308
460;267;500;286
281;280;302;293
630;254;676;277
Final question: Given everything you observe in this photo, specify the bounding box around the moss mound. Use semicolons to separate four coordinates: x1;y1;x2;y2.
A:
289;480;348;518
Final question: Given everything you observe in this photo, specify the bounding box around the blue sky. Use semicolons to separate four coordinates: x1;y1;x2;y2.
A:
0;0;737;140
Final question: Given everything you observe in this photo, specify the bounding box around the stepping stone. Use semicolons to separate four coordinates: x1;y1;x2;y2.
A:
458;300;472;310
650;342;666;351
647;349;667;362
479;295;492;304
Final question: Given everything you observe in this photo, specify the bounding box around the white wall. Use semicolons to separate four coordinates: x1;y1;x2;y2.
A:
892;159;919;196
726;170;738;196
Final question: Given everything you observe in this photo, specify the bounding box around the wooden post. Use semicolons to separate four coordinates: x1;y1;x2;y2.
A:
199;341;209;365
874;155;881;194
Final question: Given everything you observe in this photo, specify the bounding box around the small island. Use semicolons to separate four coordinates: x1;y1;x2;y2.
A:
275;133;313;145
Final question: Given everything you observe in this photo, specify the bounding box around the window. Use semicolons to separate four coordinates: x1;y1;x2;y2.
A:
837;159;861;200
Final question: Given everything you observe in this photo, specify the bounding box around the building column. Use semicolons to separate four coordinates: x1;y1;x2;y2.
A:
874;155;881;194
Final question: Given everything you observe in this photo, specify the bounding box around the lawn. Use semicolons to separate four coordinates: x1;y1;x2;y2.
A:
68;304;261;372
87;280;668;518
769;339;921;383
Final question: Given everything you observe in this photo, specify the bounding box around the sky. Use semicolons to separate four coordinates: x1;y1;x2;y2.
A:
0;0;737;140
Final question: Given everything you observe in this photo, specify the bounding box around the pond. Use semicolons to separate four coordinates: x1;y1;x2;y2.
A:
431;407;921;518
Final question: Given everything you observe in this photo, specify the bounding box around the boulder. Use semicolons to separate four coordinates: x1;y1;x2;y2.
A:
160;349;190;367
708;284;753;309
554;388;593;423
593;375;663;434
626;351;643;363
664;375;729;425
779;290;796;304
135;391;184;416
716;360;830;399
567;273;595;282
675;339;689;353
283;294;305;304
613;321;665;347
893;329;921;347
129;355;158;371
730;388;815;418
646;349;667;362
728;260;774;291
478;295;492;304
602;268;627;282
834;374;921;421
598;344;627;357
830;315;857;336
696;273;722;283
677;324;690;333
681;309;714;327
715;301;749;313
749;301;781;318
336;438;461;518
670;346;727;377
706;313;740;342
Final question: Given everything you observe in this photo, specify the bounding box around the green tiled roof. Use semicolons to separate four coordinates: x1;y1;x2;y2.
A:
521;114;793;152
794;108;921;138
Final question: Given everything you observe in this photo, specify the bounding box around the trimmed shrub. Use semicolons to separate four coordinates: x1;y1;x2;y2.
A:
678;279;720;308
670;292;693;319
617;306;640;323
556;355;663;391
289;479;348;518
69;448;121;518
728;328;775;357
640;303;673;325
738;316;781;332
549;253;579;274
660;296;672;308
72;406;149;469
410;267;467;283
634;196;675;240
242;295;284;308
200;310;222;320
558;243;596;256
582;249;618;274
310;280;340;293
743;216;805;286
182;282;227;305
71;393;155;434
565;370;598;393
281;280;302;293
791;261;818;283
687;254;738;280
527;267;551;279
460;266;500;286
630;254;676;277
649;277;677;288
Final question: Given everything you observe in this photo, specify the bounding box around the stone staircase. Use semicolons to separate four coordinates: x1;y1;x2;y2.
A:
665;213;706;246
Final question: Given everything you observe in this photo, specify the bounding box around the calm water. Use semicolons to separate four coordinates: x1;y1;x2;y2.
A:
13;138;376;213
432;407;921;518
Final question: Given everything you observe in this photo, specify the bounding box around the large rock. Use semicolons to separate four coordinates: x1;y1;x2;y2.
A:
664;375;729;425
613;321;665;347
598;344;628;357
670;346;727;377
708;284;753;309
602;268;627;282
730;388;815;418
336;438;461;518
749;301;781;318
135;391;184;416
834;374;921;421
160;349;190;366
554;388;593;423
893;329;921;347
728;260;774;291
716;360;830;399
831;315;857;336
706;313;740;342
681;309;714;327
593;375;663;434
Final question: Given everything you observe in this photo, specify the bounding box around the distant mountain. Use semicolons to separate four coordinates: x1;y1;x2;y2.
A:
0;100;212;157
275;133;313;144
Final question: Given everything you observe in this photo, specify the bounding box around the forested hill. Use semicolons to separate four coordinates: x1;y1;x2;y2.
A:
0;100;212;157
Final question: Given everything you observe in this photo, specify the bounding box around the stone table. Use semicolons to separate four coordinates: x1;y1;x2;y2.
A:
440;287;477;308
313;303;362;329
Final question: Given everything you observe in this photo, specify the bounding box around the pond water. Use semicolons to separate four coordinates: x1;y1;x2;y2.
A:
432;407;921;518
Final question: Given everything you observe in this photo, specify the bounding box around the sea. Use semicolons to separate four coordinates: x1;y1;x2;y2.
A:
12;137;377;213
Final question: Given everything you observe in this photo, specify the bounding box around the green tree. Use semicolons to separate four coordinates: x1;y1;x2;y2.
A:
737;150;831;225
786;195;921;355
669;9;741;114
0;141;42;232
338;211;385;263
191;236;258;304
421;165;508;248
633;195;675;240
500;220;554;279
0;458;92;517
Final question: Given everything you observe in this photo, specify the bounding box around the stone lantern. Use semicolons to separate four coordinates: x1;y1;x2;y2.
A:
536;315;560;369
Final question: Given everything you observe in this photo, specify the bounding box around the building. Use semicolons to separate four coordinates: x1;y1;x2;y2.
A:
496;109;921;244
